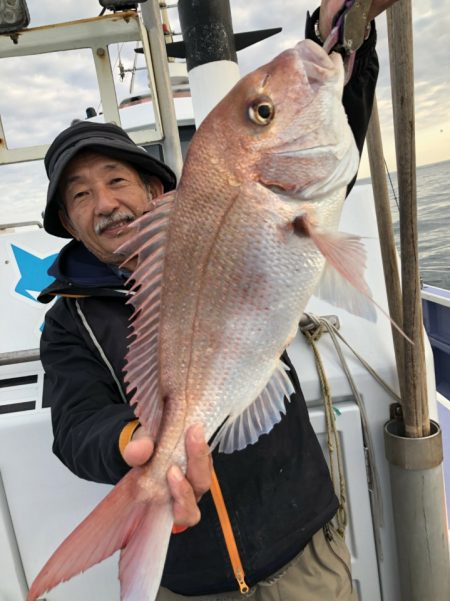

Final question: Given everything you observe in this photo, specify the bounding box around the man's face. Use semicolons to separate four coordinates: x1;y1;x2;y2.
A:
59;152;164;265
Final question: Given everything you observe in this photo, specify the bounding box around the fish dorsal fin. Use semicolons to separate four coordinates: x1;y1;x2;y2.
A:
118;191;175;438
211;361;295;454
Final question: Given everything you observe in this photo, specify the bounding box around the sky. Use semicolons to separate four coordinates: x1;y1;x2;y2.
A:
0;0;449;225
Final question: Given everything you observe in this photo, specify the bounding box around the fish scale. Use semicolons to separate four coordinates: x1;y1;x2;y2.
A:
28;39;366;601
160;186;323;441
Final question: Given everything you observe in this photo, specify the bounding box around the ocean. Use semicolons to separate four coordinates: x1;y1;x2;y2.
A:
358;159;450;291
1;158;449;290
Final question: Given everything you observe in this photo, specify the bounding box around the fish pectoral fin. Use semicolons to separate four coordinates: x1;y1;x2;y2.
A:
211;361;295;454
295;214;375;321
118;191;176;436
296;215;372;298
311;226;413;343
317;262;377;322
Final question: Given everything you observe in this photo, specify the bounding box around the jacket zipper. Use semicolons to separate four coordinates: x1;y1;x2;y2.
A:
210;469;250;594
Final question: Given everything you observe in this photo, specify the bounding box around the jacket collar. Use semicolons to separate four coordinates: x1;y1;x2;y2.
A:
38;240;129;303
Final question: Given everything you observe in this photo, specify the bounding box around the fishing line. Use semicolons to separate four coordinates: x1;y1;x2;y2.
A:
384;157;399;210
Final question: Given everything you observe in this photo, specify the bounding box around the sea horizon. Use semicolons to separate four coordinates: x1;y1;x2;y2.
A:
356;158;450;291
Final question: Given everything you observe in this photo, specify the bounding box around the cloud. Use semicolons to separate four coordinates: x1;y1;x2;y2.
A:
0;161;47;224
1;0;449;221
227;1;450;177
1;51;100;147
229;0;310;75
25;0;99;27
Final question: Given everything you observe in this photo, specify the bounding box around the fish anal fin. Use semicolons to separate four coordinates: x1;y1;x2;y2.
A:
212;361;295;454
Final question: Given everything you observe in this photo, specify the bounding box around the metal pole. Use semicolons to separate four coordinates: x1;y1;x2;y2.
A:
382;3;450;599
177;0;241;126
384;420;450;601
386;0;430;438
140;0;183;180
0;473;29;599
0;349;40;366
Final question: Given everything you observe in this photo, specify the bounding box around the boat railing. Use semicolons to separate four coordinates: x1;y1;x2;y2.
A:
0;349;40;367
0;221;42;231
422;285;450;399
0;349;45;417
422;285;450;309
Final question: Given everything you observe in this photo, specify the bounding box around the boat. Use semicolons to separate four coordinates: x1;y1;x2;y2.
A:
0;2;448;600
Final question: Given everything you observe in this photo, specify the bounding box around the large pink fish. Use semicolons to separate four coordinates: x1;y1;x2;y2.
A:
28;39;368;601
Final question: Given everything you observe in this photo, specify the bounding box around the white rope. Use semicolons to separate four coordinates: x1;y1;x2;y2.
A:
300;313;397;552
301;318;348;537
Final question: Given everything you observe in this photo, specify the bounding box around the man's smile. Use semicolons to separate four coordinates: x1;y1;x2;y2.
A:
95;212;135;237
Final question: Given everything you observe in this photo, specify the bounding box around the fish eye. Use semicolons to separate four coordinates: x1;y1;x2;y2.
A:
248;97;275;126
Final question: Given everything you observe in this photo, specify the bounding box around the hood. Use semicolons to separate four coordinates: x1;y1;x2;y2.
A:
38;240;128;303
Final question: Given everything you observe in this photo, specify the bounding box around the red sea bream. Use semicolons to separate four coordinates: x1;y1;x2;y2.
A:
28;39;371;601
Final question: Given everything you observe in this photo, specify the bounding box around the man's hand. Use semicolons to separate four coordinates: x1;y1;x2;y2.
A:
319;0;400;40
122;425;155;466
123;423;212;528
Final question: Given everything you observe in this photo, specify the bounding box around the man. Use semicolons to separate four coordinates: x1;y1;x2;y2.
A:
39;2;399;599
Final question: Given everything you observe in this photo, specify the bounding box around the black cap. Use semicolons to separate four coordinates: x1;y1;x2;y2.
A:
44;121;177;238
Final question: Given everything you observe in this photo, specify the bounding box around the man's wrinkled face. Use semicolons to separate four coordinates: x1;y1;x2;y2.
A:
59;151;164;266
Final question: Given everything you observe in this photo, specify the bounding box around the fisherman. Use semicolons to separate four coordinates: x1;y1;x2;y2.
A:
38;1;399;599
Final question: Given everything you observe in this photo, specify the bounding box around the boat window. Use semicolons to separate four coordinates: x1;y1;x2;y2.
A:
108;41;159;135
0;161;47;227
0;49;101;149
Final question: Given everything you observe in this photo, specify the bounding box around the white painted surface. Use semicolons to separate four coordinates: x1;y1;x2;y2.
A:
0;411;118;600
188;60;240;127
0;228;65;355
311;403;382;601
0;401;379;600
0;183;440;600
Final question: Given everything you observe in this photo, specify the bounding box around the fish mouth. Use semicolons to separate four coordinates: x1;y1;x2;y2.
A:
272;40;343;107
292;39;341;78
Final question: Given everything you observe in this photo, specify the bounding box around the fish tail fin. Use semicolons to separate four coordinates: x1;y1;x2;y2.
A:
27;468;173;601
119;501;173;600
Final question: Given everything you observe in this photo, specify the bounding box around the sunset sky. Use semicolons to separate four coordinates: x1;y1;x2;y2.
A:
0;1;448;223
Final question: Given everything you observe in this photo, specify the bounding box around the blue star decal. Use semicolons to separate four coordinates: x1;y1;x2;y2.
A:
11;244;58;302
